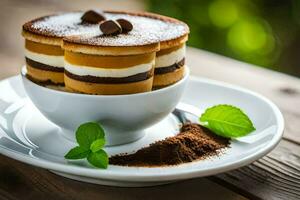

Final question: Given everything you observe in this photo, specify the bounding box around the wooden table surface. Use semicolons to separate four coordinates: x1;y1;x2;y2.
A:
0;1;300;200
0;47;299;200
188;48;300;200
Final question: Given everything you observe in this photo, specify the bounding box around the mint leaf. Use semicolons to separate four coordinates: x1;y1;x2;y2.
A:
90;138;105;153
87;150;109;169
76;122;105;149
65;122;108;169
64;146;90;159
199;105;255;138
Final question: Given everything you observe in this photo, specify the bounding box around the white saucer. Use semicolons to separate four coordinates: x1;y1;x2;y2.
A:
0;75;284;187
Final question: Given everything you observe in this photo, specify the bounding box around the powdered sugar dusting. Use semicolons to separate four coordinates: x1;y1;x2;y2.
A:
30;12;188;46
32;12;99;37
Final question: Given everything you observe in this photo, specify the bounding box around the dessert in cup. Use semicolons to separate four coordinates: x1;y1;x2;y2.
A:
21;10;190;145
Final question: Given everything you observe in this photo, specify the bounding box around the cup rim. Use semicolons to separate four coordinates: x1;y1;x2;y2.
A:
21;66;190;98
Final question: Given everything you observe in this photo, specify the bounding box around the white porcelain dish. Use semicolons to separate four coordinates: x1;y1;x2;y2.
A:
0;75;284;187
21;67;189;145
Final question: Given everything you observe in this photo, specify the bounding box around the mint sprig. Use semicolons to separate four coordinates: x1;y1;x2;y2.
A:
199;105;255;138
64;122;108;169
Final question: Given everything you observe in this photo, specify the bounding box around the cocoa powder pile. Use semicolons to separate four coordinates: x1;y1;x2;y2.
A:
109;123;230;167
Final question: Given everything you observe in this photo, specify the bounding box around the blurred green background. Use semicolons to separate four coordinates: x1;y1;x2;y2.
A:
0;0;299;79
146;0;300;77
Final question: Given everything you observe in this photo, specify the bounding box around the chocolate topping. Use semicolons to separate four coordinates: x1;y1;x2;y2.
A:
25;57;64;72
65;70;153;84
154;58;185;75
116;18;133;33
100;20;122;35
81;10;106;24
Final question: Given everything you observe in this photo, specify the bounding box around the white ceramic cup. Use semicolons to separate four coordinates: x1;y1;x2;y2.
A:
21;67;189;145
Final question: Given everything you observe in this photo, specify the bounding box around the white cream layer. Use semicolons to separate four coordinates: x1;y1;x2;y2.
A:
25;49;64;68
155;44;185;68
64;60;154;78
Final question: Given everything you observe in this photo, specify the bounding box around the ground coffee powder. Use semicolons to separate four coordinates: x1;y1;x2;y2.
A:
109;123;230;167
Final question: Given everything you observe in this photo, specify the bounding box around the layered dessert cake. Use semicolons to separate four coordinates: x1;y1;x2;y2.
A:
22;10;189;94
63;21;159;94
62;11;188;94
153;20;188;89
22;11;104;85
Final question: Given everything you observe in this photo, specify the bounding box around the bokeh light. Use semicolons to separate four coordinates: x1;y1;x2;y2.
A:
147;0;299;76
209;0;238;28
227;19;270;53
227;18;276;66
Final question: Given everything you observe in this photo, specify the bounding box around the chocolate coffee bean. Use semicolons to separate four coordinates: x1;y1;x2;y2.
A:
81;10;106;24
100;20;122;35
116;19;133;33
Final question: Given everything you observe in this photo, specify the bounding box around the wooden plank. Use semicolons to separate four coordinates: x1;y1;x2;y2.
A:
0;0;299;198
0;46;298;200
187;47;300;199
187;47;300;144
0;154;246;200
0;1;245;199
210;139;300;200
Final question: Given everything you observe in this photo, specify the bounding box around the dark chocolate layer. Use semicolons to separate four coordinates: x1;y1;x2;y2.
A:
25;57;64;72
65;69;153;84
154;58;185;75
